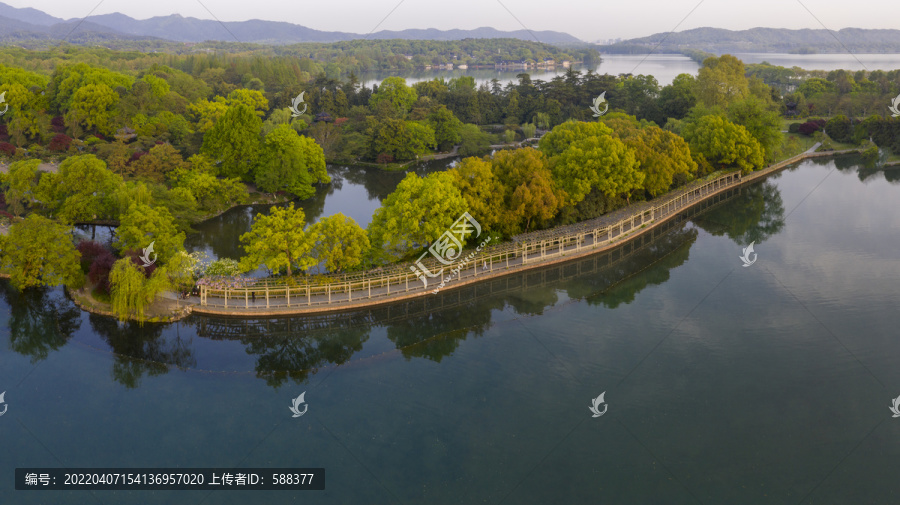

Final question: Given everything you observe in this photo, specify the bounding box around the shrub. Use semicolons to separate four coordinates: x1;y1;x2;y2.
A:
49;133;72;152
204;258;242;277
798;122;821;136
376;153;394;164
88;249;117;294
76;240;111;273
788;123;801;134
0;142;15;157
50;116;66;133
825;115;853;143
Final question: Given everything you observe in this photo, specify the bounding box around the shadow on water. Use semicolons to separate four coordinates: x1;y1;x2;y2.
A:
2;168;793;390
188;184;759;387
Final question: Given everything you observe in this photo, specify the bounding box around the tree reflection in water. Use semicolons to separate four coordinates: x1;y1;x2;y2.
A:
89;314;197;389
692;180;786;246
0;284;80;363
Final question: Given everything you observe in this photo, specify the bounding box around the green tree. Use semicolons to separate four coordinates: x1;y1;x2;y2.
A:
367;172;467;261
659;73;698;121
366;117;436;160
129;142;186;182
35;154;122;223
201;103;262;179
726;97;783;160
169;157;248;213
4;159;40;216
66;83;120;135
115;203;186;264
226;89;269;114
540;121;643;204
491;148;565;234
696;55;750;108
239;203;317;276
521;122;537;140
0;215;82;290
255;124;329;199
427;105;463;150
310;213;370;273
619;126;697;197
370;77;418;116
109;259;171;322
825;115;853;143
797;78;835;98
682;115;765;173
189;98;228;133
447;156;505;232
457;124;493;156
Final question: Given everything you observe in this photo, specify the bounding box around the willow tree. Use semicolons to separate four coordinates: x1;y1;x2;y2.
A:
109;259;171;322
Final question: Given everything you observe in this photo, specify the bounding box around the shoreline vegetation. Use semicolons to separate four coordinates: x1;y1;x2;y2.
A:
1;46;898;323
46;144;860;322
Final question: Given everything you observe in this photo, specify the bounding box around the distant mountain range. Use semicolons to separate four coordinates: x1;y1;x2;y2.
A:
609;27;900;54
0;2;582;45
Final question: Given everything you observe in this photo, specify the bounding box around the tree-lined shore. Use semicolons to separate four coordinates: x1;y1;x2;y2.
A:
1;46;898;322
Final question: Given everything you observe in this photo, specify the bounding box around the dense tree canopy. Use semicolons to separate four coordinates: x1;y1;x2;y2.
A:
239;203;317;276
0;214;82;290
367;172;467;261
540;121;642;204
256;124;329;199
310;213;370;273
682;115;765;173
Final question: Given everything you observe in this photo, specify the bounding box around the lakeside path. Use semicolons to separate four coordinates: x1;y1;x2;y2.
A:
190;143;855;319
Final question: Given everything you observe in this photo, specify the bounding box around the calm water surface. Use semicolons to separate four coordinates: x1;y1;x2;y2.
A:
2;156;900;504
360;53;900;87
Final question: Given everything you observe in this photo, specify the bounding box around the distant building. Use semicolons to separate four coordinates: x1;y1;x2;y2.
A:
314;112;334;123
114;127;136;142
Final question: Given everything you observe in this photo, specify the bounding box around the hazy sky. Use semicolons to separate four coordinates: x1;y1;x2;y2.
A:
7;0;897;41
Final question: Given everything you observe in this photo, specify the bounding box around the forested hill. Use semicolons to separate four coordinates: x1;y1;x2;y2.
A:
604;27;900;54
0;2;580;45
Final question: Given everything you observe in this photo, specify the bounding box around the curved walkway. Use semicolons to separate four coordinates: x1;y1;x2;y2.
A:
193;145;853;318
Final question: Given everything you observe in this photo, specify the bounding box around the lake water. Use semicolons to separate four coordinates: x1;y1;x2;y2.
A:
185;159;455;265
3;155;900;503
360;52;900;87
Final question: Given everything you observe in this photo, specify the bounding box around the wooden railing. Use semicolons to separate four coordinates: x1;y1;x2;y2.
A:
199;169;748;312
194;189;740;337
